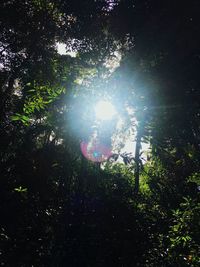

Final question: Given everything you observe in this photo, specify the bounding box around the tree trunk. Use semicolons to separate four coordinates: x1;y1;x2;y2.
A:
79;154;87;193
0;76;15;122
134;124;142;194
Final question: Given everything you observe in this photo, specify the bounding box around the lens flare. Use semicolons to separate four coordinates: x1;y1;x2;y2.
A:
80;140;112;162
95;100;116;121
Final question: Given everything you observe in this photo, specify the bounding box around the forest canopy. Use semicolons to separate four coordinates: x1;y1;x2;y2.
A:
0;0;200;266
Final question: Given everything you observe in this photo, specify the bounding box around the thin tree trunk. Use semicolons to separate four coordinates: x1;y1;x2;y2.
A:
79;154;87;193
134;125;142;194
0;76;15;122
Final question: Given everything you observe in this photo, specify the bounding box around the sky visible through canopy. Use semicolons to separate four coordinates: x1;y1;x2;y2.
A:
57;43;150;163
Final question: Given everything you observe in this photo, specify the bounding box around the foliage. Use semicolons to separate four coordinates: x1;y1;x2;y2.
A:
1;0;200;266
167;196;200;266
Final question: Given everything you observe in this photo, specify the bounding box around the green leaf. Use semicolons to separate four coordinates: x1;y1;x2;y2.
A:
14;186;27;193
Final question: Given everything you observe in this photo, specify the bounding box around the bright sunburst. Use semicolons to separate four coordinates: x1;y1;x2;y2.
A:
95;100;116;121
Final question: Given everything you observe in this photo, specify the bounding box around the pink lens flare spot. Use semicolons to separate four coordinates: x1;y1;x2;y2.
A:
80;141;113;162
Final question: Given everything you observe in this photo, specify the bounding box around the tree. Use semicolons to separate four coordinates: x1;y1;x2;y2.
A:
1;1;200;266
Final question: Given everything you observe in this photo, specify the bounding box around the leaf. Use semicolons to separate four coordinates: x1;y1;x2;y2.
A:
14;186;27;193
10;115;20;121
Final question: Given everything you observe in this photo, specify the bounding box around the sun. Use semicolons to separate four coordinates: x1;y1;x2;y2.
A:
95;100;116;121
